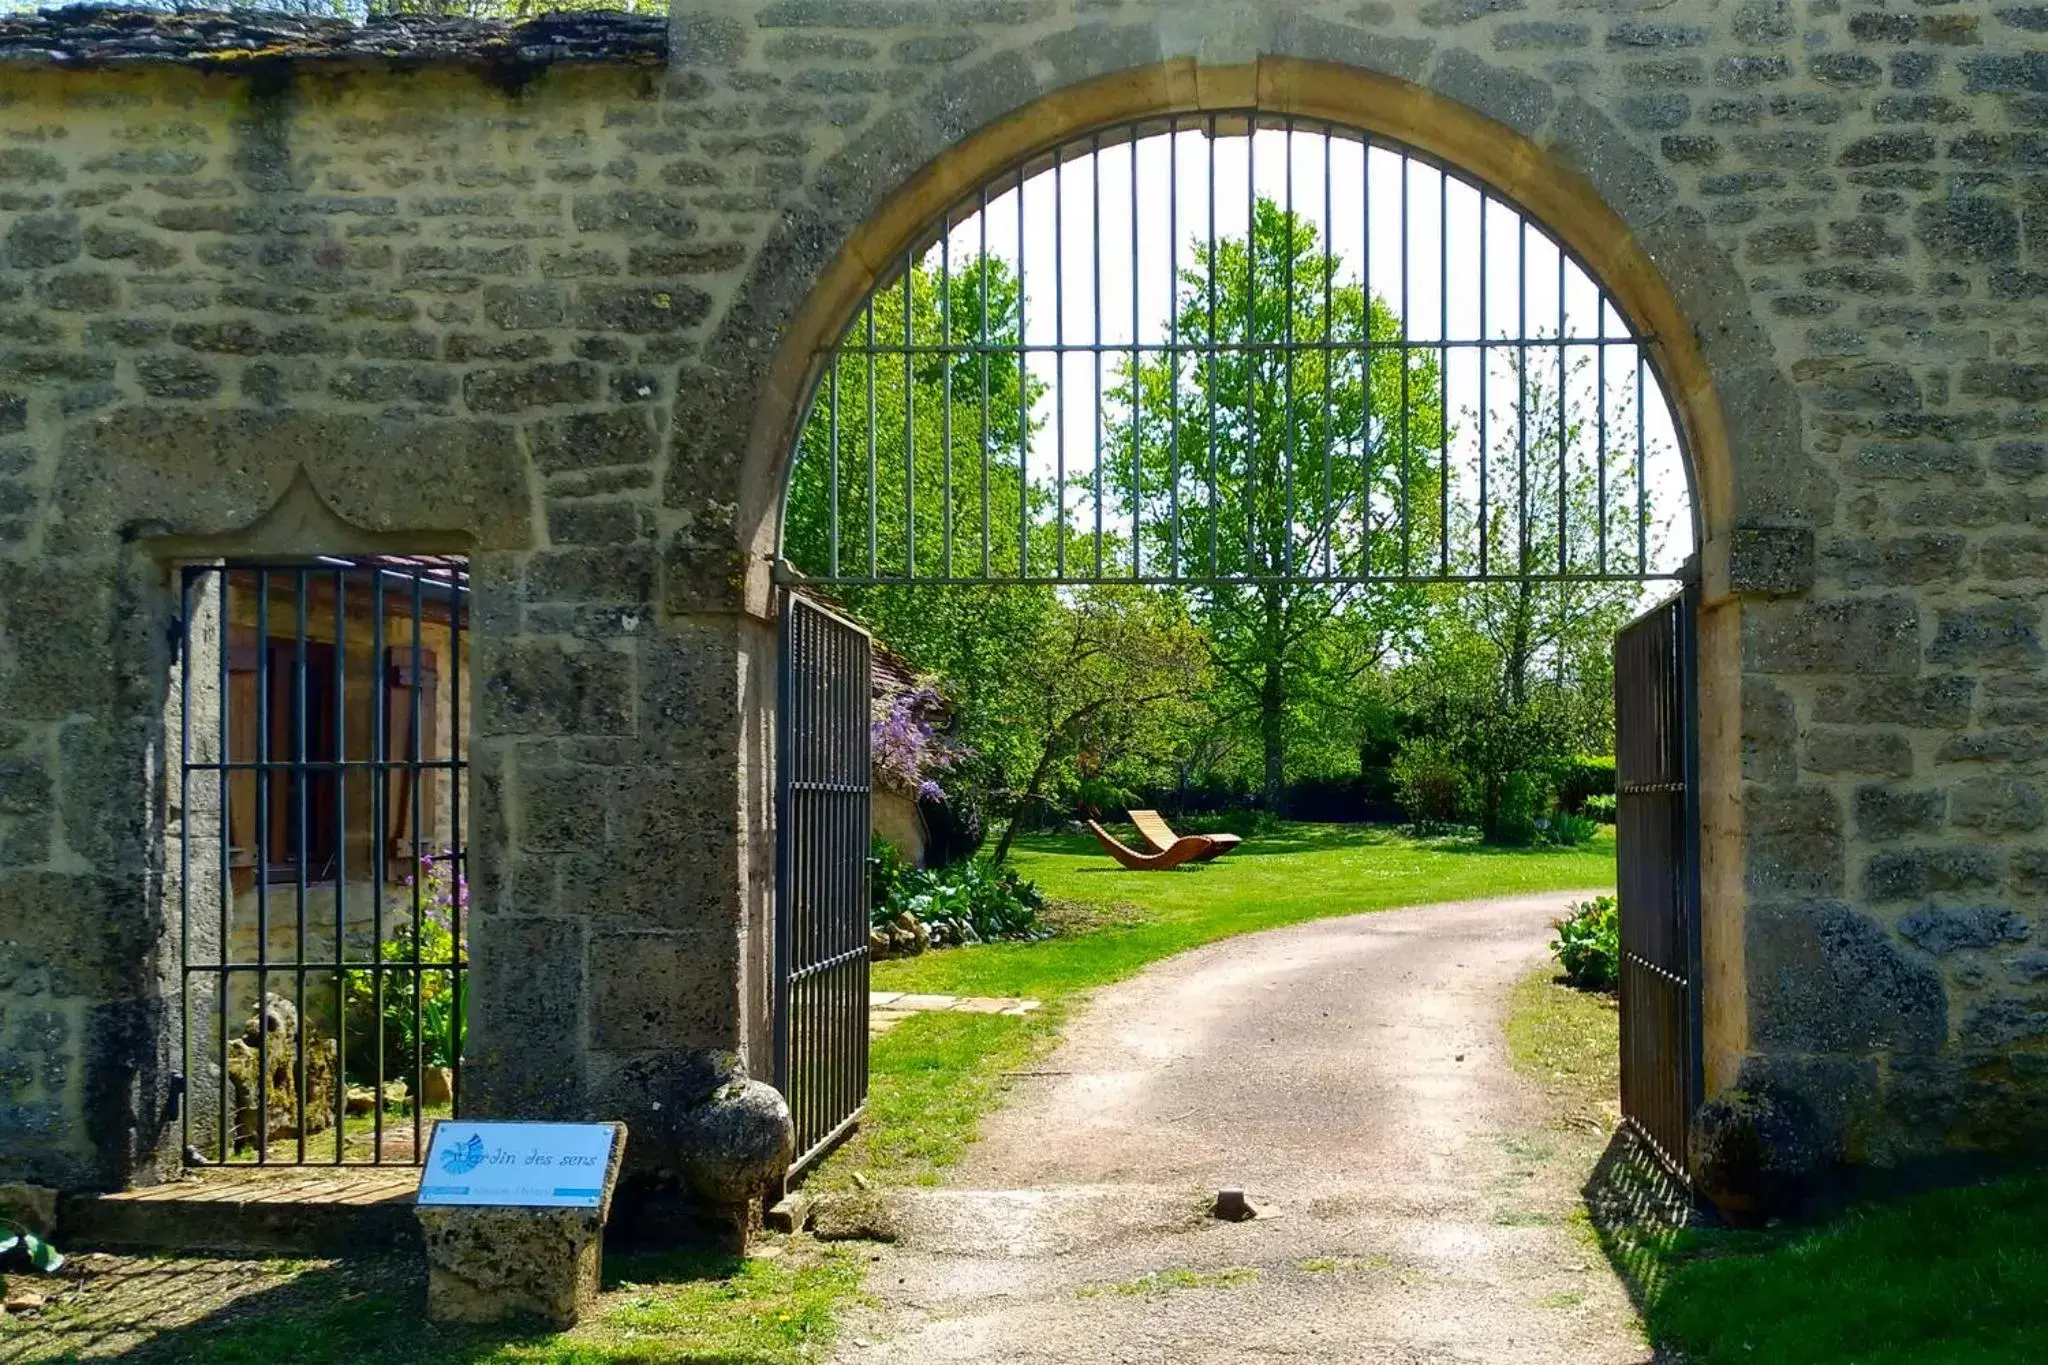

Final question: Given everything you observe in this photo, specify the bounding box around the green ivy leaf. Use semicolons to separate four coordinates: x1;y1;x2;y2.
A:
23;1230;64;1274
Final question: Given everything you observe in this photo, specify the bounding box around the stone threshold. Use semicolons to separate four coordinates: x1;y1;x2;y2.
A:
869;991;1042;1037
63;1168;421;1257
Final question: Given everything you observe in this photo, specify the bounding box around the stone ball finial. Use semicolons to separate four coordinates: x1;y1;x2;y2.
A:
1690;1083;1833;1226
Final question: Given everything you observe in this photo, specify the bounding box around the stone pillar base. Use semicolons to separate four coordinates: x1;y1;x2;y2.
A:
416;1205;606;1328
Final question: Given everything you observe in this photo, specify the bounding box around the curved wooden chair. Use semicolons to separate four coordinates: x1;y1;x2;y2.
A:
1086;820;1215;871
1129;809;1242;862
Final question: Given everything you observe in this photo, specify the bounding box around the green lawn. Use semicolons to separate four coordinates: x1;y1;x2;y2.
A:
1503;963;2048;1365
1635;1175;2048;1364
876;823;1617;1001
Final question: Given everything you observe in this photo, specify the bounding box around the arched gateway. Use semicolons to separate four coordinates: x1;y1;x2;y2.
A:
2;5;2041;1212
765;99;1714;1178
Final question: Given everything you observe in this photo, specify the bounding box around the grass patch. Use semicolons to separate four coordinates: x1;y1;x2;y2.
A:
808;1005;1066;1192
879;824;1615;1002
3;1244;862;1365
1635;1174;2048;1364
1295;1254;1393;1275
1076;1266;1260;1298
1510;965;2048;1362
1503;969;1621;1126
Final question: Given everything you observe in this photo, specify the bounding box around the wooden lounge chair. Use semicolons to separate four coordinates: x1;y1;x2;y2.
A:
1086;820;1215;871
1129;809;1242;862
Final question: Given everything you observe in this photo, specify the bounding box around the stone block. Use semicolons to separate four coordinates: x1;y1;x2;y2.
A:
1897;904;2030;956
1824;535;1968;589
571;284;711;334
1746;899;1948;1054
1728;524;1814;595
462;363;600;413
1812;675;1972;729
587;929;736;1052
1864;847;2002;902
1744;595;1920;675
1745;787;1844;896
1804;727;1912;778
529;410;658;472
417;1123;625;1329
547;500;654;547
478;639;632;736
0;1182;57;1237
1743;679;1797;784
1853;786;1946;840
466;917;587;1117
1431;49;1555;139
1929;603;2042;666
524;548;656;607
1949;776;2046;834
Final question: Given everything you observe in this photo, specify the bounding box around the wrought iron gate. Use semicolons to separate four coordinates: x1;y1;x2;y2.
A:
775;591;873;1177
1614;584;1701;1177
174;557;468;1166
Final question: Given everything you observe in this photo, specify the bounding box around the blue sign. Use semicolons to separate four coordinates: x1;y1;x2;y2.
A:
417;1122;620;1208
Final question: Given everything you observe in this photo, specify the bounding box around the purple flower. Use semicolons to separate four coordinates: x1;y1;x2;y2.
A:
872;688;970;802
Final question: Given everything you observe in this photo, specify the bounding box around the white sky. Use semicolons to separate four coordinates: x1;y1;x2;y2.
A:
876;125;1693;579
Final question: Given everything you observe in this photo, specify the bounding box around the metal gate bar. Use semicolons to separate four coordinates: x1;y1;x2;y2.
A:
175;557;467;1167
1614;584;1701;1177
783;113;1693;591
775;591;873;1178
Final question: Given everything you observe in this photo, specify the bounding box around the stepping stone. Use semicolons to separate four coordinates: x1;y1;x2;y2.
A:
892;994;958;1011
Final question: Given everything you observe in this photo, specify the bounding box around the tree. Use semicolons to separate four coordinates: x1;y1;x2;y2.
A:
987;586;1210;863
785;257;1079;827
1108;199;1446;806
1396;352;1660;838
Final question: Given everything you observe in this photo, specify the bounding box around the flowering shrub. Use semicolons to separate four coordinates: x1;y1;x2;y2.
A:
870;837;1046;948
873;687;966;802
1550;895;1619;992
344;850;467;1081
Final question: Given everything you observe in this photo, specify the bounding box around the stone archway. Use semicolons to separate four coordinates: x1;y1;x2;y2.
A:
735;54;1753;1113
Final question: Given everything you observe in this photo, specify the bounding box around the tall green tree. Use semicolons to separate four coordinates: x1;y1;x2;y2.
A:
1109;200;1446;805
1397;353;1660;837
784;257;1071;824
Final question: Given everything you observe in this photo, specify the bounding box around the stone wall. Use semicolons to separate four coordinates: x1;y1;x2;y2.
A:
0;0;2044;1191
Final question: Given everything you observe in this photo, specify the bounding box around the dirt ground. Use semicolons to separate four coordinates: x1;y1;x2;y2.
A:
835;892;1650;1365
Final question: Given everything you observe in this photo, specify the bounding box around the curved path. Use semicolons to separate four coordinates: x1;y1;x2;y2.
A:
836;892;1649;1365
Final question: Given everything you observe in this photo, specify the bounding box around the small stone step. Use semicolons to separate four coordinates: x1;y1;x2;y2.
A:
61;1170;421;1256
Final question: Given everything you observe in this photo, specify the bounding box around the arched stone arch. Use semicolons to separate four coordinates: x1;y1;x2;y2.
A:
718;44;1824;608
726;48;1767;1106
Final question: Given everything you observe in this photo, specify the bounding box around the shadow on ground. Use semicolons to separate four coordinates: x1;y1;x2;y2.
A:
2;1247;754;1364
1580;1128;1695;1361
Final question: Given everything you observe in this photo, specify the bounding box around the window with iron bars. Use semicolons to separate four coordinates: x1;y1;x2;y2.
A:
169;556;468;1167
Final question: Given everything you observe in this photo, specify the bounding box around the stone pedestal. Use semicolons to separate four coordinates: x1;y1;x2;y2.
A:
417;1205;607;1328
415;1121;626;1328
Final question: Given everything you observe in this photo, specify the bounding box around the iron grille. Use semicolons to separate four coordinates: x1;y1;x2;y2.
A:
173;557;467;1167
774;591;873;1178
782;113;1694;589
1614;585;1702;1178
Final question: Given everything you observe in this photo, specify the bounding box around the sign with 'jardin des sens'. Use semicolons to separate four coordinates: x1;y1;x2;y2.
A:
417;1121;620;1208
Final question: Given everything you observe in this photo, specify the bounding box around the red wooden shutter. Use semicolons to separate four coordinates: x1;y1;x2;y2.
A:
384;646;439;871
226;628;262;895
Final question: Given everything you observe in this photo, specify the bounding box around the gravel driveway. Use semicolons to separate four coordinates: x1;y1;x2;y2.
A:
836;891;1650;1365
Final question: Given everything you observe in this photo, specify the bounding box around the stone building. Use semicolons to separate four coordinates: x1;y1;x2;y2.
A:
0;0;2045;1206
